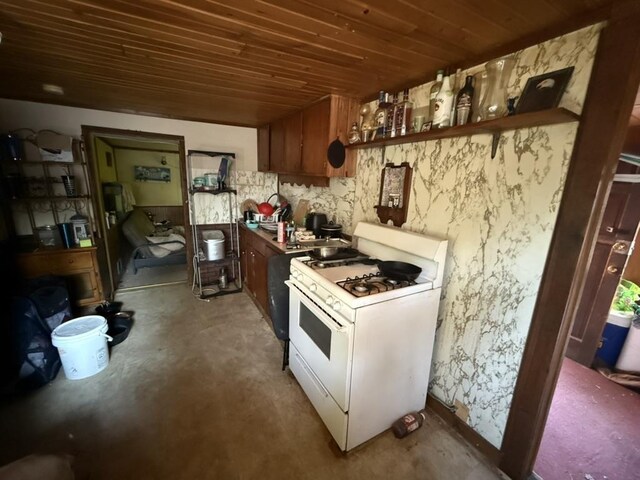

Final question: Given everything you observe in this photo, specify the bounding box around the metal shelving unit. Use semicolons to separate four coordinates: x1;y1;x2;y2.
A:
187;150;242;300
1;135;96;246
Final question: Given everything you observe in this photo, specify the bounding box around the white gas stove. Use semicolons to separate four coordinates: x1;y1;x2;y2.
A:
286;222;448;451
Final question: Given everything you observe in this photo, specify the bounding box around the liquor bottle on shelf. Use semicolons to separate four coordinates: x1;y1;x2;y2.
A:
347;122;361;144
432;74;454;128
455;75;475;126
428;69;445;127
374;91;391;139
386;92;399;137
394;89;413;136
449;68;462;126
391;409;427;438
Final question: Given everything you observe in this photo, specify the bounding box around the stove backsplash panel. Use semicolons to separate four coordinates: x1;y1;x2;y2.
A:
350;22;602;448
279;177;356;233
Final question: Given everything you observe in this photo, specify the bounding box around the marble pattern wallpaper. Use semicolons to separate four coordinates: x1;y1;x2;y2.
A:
192;170;277;224
187;21;603;449
279;177;357;233
351;23;602;448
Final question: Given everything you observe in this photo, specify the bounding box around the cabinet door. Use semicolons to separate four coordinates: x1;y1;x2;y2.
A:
283;111;302;173
302;98;331;175
254;248;268;312
239;228;249;288
257;124;270;172
269;119;285;173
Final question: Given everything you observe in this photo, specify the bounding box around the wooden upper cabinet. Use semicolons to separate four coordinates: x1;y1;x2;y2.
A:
269;118;285;173
264;94;359;180
302;98;332;176
257;123;270;172
323;94;360;178
283;111;302;173
300;94;359;178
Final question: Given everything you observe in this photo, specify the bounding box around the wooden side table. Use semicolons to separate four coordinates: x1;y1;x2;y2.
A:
17;246;104;307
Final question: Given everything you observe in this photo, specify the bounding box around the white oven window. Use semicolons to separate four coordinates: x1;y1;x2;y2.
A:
299;302;332;359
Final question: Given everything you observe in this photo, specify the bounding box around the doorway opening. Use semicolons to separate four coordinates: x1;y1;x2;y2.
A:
533;105;640;480
82;126;189;298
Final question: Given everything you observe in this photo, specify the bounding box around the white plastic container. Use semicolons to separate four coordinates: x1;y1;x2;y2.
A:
51;315;112;380
203;230;225;261
616;319;640;373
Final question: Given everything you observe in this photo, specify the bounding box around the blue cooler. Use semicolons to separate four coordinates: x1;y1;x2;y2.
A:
596;311;633;366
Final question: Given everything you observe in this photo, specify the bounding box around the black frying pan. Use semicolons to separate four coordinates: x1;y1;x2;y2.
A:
377;261;422;281
327;139;345;168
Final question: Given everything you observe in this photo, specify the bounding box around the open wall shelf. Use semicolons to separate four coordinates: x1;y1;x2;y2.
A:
346;108;580;157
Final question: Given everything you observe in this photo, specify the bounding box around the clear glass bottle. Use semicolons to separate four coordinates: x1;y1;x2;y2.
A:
391;89;413;137
432;75;454;128
219;267;227;289
347;122;361;144
374;91;390;139
455;75;475;126
387;92;399;137
479;55;515;120
428;70;444;126
449;68;462;126
472;70;487;123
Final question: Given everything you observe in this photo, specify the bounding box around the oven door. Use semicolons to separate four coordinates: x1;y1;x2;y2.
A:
286;280;354;411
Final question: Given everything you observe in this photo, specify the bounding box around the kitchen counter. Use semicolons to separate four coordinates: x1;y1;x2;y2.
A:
238;221;351;254
238;221;295;253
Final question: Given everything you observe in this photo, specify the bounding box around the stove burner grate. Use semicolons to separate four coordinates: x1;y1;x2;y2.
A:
337;273;416;296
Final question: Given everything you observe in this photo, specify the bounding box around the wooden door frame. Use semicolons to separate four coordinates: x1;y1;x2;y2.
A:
81;126;190;297
499;2;640;479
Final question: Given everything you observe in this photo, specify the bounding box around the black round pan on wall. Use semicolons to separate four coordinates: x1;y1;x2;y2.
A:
327;139;345;168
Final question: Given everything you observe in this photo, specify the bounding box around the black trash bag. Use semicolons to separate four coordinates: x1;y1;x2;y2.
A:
4;277;72;394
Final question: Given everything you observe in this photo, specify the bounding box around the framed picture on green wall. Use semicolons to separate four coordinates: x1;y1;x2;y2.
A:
134;165;171;182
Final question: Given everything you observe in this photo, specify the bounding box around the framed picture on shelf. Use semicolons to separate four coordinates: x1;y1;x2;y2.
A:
515;66;575;114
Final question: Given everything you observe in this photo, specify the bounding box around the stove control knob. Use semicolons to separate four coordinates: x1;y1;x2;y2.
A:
309;283;317;292
333;301;341;311
325;296;334;306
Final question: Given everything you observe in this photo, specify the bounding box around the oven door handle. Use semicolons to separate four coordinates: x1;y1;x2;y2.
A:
285;280;349;334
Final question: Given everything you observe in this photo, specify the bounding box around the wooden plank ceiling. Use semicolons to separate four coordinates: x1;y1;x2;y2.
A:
0;0;614;127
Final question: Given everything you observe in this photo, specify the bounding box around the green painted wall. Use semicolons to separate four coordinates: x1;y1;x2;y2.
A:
115;149;181;206
94;138;117;182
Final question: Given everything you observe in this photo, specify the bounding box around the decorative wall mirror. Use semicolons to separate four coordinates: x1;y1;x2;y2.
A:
374;162;412;227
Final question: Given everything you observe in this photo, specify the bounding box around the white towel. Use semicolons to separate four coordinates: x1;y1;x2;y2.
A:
121;183;136;212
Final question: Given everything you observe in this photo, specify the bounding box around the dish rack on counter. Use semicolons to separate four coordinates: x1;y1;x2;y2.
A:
187;149;243;300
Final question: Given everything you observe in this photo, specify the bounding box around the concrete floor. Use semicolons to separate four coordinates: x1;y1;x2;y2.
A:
0;284;508;480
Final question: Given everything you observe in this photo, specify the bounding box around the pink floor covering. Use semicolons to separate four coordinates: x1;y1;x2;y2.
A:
534;357;640;480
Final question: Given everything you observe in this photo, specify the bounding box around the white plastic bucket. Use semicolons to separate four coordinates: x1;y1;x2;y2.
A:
616;320;640;373
203;230;225;261
51;315;112;380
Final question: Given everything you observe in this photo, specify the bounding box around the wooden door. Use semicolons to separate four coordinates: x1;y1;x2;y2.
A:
302;98;331;175
257;124;270;172
566;181;640;366
269;119;284;172
283;111;302;173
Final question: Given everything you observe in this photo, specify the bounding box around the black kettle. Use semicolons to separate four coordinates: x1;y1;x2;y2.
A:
305;212;328;238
